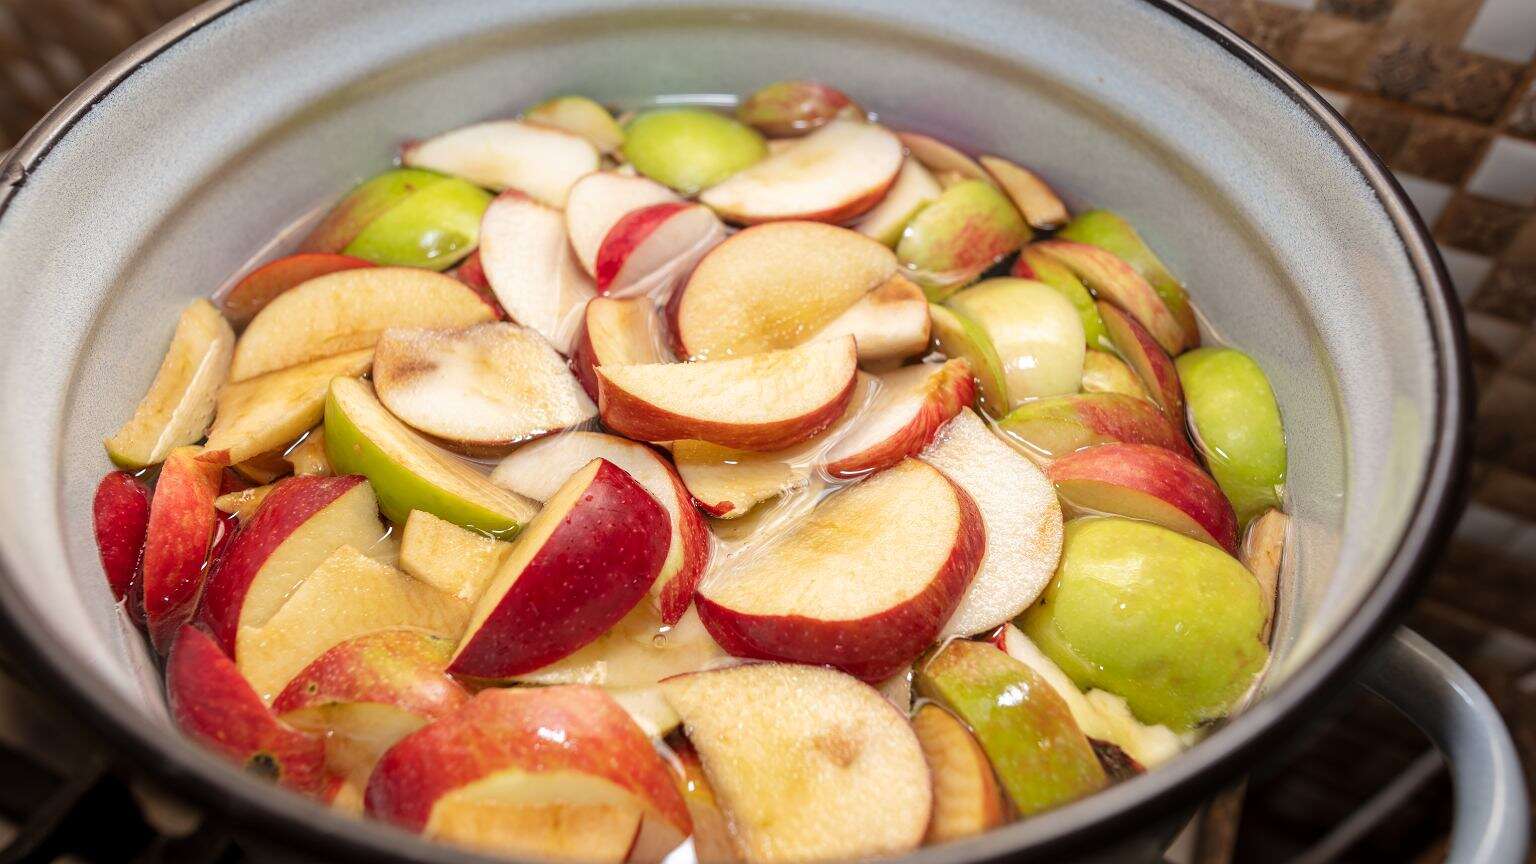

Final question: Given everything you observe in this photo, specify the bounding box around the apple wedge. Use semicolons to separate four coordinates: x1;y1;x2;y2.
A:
299;169;491;271
978;154;1069;231
401;120;599;208
367;686;690;860
510;603;724;687
1048;443;1239;554
1099;301;1185;420
1012;245;1112;353
598;336;858;452
1058;210;1200;346
896;131;988;181
93;471;151;604
1241;508;1288;641
897;180;1030;300
1032;240;1188;355
697;458;983;680
570;296;668;401
921;408;1064;637
398;510;514;603
324;377;539;537
927;303;1008;417
669;222;896;361
492;431;709;625
166;626;331;797
222;253;374;328
856;158;942;247
203;349;372;465
106;299;234;469
372;323;596;455
229;268;494;382
670;737;741;863
1081;349;1152;399
699;119;902;225
810;275;931;365
142;448;226;652
737;80;863;137
911;704;1006;843
214;483;275;522
595;202;726;297
285;428;330;476
232;449;292;486
996;392;1195;461
565;170;679;277
622;108;767;195
478;190;596;353
525;95;626;154
449;459;670;678
946;277;1087;407
660;663;931;863
822;360;974;479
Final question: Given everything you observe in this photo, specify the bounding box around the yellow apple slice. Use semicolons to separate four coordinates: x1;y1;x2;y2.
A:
979;154;1069;231
203;349;371;464
397;509;514;603
401;120;600;208
856;158;943;247
699;120;903;225
896;131;988;180
911;704;1006;843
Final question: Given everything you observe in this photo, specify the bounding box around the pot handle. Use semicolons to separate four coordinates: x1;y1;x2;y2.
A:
1356;628;1529;864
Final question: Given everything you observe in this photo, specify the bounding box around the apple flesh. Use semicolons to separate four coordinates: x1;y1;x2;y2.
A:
105;299;234;469
897;180;1030;301
737;80;863;137
822;360;974;478
946;278;1087;407
203;349;372;466
916;639;1106;816
594;201;726;296
214;483;276;522
920;408;1063;637
1081;350;1152;400
401;120;599;208
1241;508;1288;641
660;663;931;863
449;458;669;678
699;119;902;225
811;275;931;365
1099;301;1185;421
477;190;596;354
524;95;625;154
1012;245;1112;353
597;336;859;452
896;131;988;181
285;428;330;477
564;170;680;278
910;703;1006;843
996;392;1195;461
570;296;668;401
1032;240;1189;355
93;470;150;604
856;158;943;247
398;509;513;603
1175;347;1288;526
621;108;767;194
1058;210;1199;345
669;737;741;863
1018;517;1269;731
372;322;596;455
1047;443;1239;554
697;458;983;680
979;155;1068;231
222;253;374;328
142;448;226;652
300;169;491;271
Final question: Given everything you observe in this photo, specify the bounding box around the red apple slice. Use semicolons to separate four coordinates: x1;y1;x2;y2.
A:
996;392;1195;461
978;155;1069;232
142;448;226;652
222;253;375;328
811;274;932;365
669;222;897;361
372;322;596;455
565;170;679;277
598;336;858;452
697;458;983;680
822;360;974;478
449;459;670;678
660;663;931;862
1032;240;1188;355
492;431;710;625
478;190;597;354
401;120;600;208
570;296;668;401
699;119;902;225
897;131;988;180
595;201;726;297
1099;301;1185;420
921;408;1064;637
93;471;151;604
1048;443;1239;554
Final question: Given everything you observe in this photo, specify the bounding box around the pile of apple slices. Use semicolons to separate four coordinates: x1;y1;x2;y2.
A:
90;78;1298;862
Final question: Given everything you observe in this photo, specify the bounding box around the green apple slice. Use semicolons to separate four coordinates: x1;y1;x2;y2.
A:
927;304;1008;418
946;278;1085;408
324;377;537;539
896;179;1030;301
300;169;446;255
1014;245;1113;352
343;175;491;271
1174;347;1286;525
621;108;767;194
1058;210;1199;345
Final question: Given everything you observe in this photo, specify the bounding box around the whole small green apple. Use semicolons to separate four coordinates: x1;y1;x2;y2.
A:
1174;347;1286;525
622;108;766;194
343;174;491;271
896;180;1030;301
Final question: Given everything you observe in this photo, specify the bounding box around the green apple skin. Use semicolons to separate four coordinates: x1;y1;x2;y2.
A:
1174;347;1286;526
1013;246;1113;353
928;303;1009;418
946;278;1085;408
916;639;1106;816
1058;210;1198;343
343;175;491;271
1018;517;1268;732
621;109;767;194
896;180;1031;301
301;169;445;255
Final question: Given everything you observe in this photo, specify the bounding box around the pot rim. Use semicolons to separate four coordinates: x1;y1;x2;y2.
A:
0;1;1470;861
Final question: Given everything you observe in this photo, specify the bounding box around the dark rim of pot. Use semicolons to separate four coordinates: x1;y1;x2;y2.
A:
0;1;1471;862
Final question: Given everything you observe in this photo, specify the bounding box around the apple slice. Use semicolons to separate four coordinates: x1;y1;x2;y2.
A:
699;119;901;225
670;736;741;864
565;170;679;277
660;663;931;862
492;431;709;625
822;360;974;479
398;510;513;603
142;448;226;652
1058;210;1200;346
1013;245;1113;352
947;277;1087;407
106;299;234;469
570;296;668;401
811;274;931;365
623;108;768;194
230;268;494;382
525;95;625;154
401;120;599;208
911;704;1006;843
372;323;596;455
737;80;863;137
300;169;491;271
300;169;443;255
896;131;988;181
231;449;292;486
1081;349;1152;399
324;377;539;537
1032;240;1188;355
857;157;943;246
214;483;275;522
978;154;1069;231
595;202;726;297
997;392;1195;461
285;428;330;476
1048;443;1239;554
921;408;1063;637
166;626;331;796
927;303;1008;417
478;190;597;353
897;180;1030;300
669;222;896;361
203;349;372;465
1241;508;1288;641
93;471;151;604
369;686;690;859
449;459;670;678
598;336;858;452
1100;301;1185;420
1175;347;1288;526
697;458;983;680
222;254;374;328
510;603;724;686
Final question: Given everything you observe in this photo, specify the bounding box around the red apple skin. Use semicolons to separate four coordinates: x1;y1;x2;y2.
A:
593;201;692;294
1099;302;1184;421
142;449;227;653
696;477;986;681
569;310;604;401
1047;443;1239;554
823;360;976;479
657;467;712;627
222;253;374;328
166;625;332;796
450;249;508;320
366;685;690;836
272;629;469;720
198;474;367;655
448;460;670;678
1001;393;1195;462
93;471;150;604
